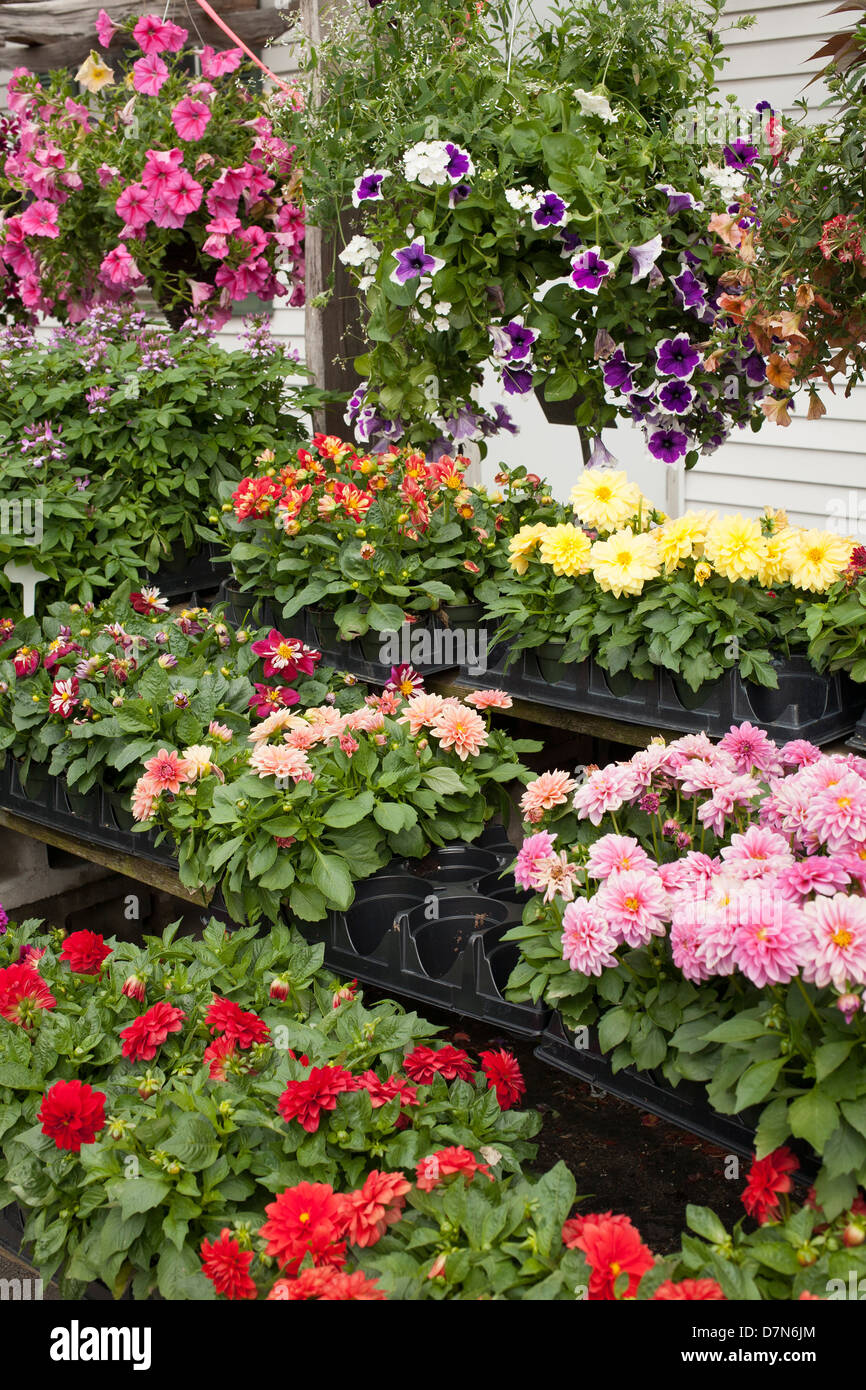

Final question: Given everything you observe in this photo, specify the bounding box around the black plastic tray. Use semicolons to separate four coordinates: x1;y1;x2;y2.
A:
460;642;866;746
148;543;230;606
536;1013;788;1164
215;580;460;683
0;758;176;869
291;827;549;1038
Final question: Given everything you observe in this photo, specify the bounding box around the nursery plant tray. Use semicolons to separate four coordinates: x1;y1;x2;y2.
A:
291;828;549;1038
149;543;230;607
0;758;177;872
460;644;866;747
216;579;461;683
536;1013;764;1162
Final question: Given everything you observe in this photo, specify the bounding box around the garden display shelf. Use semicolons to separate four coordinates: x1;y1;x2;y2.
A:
457;643;866;748
216;579;461;684
285;827;549;1038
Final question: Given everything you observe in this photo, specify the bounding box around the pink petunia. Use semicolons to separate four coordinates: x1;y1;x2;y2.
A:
160;169;203;218
594;869;669;948
561;898;619;976
586;833;652;880
114;182;154;230
141;147;184;194
801;893;866;991
19;200;59;238
133;14;188;55
171;97;212;142
95;8;115;47
99;244;144;287
514;831;557;891
201;45;243;79
132;54;170;96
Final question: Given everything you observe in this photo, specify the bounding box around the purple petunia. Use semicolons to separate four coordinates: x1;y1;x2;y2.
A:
628;390;655;422
655;183;702;214
558;229;583;258
723;139;758;169
389;237;445;286
655;334;701;381
672;267;706;311
658;380;695;415
502;366;534;395
647;427;689;464
501;319;539;361
743;352;767;387
587;437;617;469
479;403;518;437
602;348;635;395
449;182;472;207
629;234;663;284
352;168;389;207
570;246;612;294
444;143;474;183
532;191;567;229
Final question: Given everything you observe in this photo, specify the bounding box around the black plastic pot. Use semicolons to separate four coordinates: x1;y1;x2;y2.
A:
602;668;640;699
744;655;828;725
672;674;726;711
476;870;528;907
535;640;571;685
413;916;479;978
417;845;502;886
406;894;509;930
441;602;485;633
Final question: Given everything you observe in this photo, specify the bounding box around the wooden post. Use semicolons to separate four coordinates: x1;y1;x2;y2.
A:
298;0;366;437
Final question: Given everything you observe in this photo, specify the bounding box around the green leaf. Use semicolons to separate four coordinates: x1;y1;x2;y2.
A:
118;1177;170;1219
733;1057;786;1112
685;1205;728;1245
321;791;375;828
597;1007;632;1051
310;852;354;911
164;1114;220;1172
788;1089;840;1154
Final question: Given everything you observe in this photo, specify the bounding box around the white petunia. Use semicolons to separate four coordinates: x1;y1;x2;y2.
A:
573;88;616;123
339;235;381;268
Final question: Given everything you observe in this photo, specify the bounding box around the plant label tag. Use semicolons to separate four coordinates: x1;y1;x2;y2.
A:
4;560;48;617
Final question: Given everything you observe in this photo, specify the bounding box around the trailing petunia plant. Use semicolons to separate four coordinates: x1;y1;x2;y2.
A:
276;0;780;461
1;12;304;327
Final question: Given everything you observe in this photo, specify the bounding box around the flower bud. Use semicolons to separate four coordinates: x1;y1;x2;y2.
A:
269;975;290;1000
122;973;146;1003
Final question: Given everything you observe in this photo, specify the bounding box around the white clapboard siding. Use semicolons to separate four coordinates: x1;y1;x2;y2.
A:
717;0;839;115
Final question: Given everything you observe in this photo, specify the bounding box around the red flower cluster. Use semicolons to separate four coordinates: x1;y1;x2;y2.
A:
653;1278;726;1300
203;1035;239;1081
119;1001;185;1063
277;1064;355;1132
479;1049;526;1110
340;1170;411;1248
0;960;55;1026
38;1078;106;1152
741;1146;799;1225
60;929;112;975
267;1268;385;1300
562;1211;654;1300
352;1070;418;1111
231;475;284;521
415;1146;494;1193
205;995;271;1049
200;1229;257;1300
258;1182;348;1276
402;1044;475;1085
818;213;866;265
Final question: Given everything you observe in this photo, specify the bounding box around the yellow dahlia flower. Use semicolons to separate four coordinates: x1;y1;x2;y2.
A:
538;523;592;577
755;530;793;588
694;561;712;586
655;511;715;572
590;529;662;597
703;515;767;583
508;523;549;575
570;469;644;531
785;529;854;592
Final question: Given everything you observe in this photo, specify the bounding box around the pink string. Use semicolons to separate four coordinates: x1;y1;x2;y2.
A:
191;0;293;92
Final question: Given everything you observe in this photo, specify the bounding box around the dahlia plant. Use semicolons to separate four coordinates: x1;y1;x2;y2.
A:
0;309;322;607
479;468;858;688
276;0;782;460
0;917;538;1299
0;13;304;326
506;726;866;1213
0;587;360;806
130;673;537;922
214;434;509;636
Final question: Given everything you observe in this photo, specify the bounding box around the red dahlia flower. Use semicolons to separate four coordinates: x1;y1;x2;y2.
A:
203;1036;238;1080
277;1064;355;1132
403;1043;475;1085
653;1278;726;1300
565;1211;655;1300
268;1268;385;1300
259;1182;348;1275
352;1070;418;1109
119;1001;185;1062
205;995;271;1048
38;1078;106;1151
480;1049;526;1110
200;1229;257;1300
741;1146;799;1225
415;1146;494;1193
60;929;112;975
0;961;56;1026
341;1170;411;1248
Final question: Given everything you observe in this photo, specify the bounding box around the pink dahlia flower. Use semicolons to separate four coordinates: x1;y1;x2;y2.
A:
561;898;619;976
